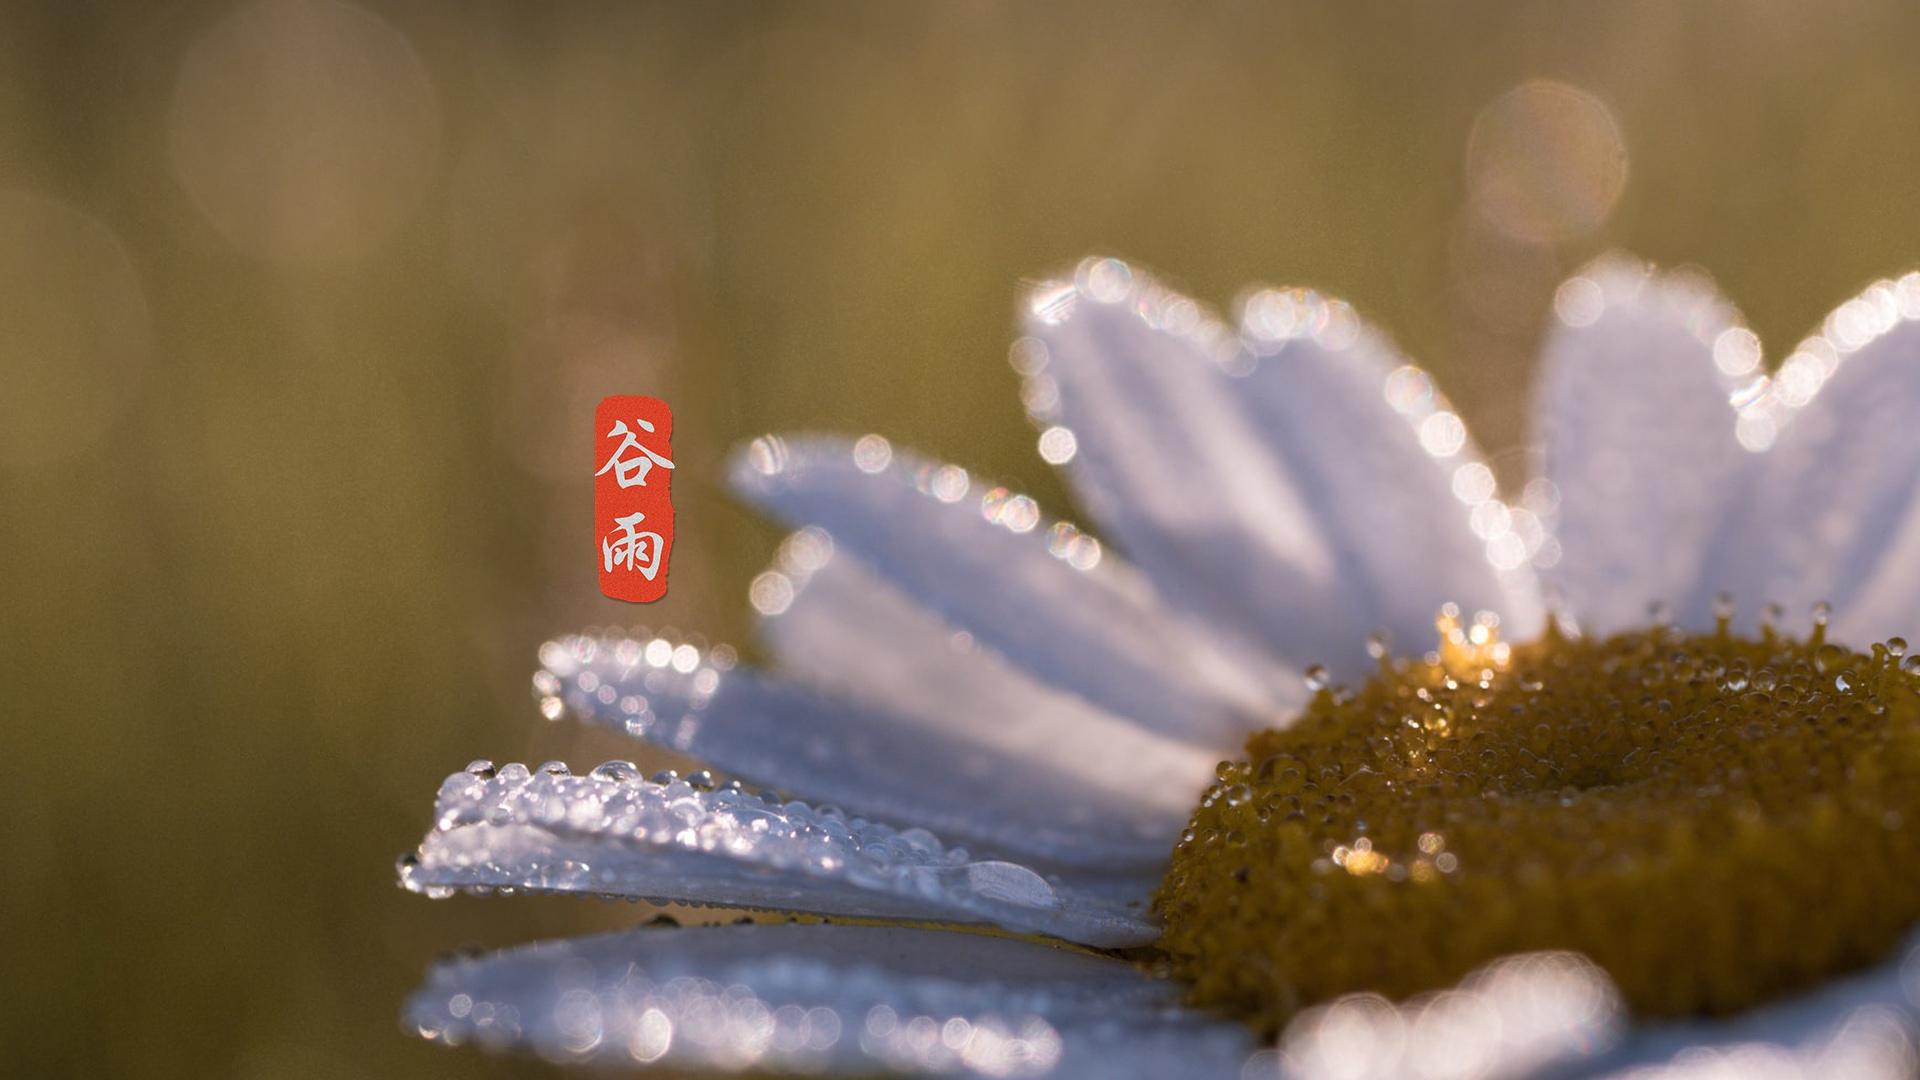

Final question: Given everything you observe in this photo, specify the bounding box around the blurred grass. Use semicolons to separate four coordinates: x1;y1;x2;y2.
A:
6;1;1920;1074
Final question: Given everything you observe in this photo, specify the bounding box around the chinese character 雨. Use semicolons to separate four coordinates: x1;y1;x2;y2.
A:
602;511;665;581
594;418;676;489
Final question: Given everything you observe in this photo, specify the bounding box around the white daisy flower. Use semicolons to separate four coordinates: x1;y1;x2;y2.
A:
401;256;1920;1078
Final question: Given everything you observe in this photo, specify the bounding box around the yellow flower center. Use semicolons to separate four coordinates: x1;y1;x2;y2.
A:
1153;604;1920;1035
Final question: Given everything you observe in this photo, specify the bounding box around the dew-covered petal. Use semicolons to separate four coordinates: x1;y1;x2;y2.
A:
1534;257;1759;635
401;764;1158;947
756;547;1223;849
1024;258;1540;683
407;922;1256;1077
535;629;1207;875
1692;273;1920;646
731;434;1294;744
1551;934;1920;1079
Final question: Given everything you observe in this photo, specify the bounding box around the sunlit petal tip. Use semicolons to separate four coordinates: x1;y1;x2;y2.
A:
1552;253;1745;348
1022;258;1543;678
1021;255;1148;329
1536;254;1766;635
402;763;1160;947
1702;271;1920;644
408;923;1254;1076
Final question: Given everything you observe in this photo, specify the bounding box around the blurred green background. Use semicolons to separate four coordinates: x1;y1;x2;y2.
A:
7;1;1920;1074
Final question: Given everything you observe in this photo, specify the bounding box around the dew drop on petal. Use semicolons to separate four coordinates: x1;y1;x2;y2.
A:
1713;326;1763;377
1036;425;1078;465
851;434;892;474
1418;412;1467;458
749;571;795;616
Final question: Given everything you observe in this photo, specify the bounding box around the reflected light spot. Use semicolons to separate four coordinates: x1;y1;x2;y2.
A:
670;644;699;674
749;572;794;616
1076;257;1134;304
1713;326;1763;377
1007;336;1049;375
1027;280;1078;325
778;526;834;574
1418;412;1468;458
1451;463;1496;506
0;191;150;468
1469;499;1512;540
168;0;441;265
1383;366;1435;416
1487;531;1529;571
1037;425;1078;465
926;464;970;503
1553;276;1606;327
1466;81;1627;245
628;1007;672;1063
1021;374;1061;420
1735;412;1778;453
852;434;892;474
980;488;1041;534
747;435;789;476
1046;522;1103;571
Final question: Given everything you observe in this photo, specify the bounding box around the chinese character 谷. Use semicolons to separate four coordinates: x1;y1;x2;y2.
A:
594;418;676;489
602;510;665;581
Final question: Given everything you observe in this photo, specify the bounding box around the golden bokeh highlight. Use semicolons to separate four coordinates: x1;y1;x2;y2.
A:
168;0;441;265
1466;80;1628;246
0;192;149;468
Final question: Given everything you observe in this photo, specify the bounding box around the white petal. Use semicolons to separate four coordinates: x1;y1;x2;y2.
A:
1534;257;1756;634
1242;951;1625;1080
536;630;1203;872
401;765;1158;947
760;552;1222;837
1025;259;1539;682
1695;273;1920;646
407;922;1256;1077
1564;935;1920;1078
731;434;1294;744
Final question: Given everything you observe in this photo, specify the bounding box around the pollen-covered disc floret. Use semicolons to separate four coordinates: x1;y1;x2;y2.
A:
1154;604;1920;1036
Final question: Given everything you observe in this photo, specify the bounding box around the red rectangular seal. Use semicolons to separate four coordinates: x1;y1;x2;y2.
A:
594;395;674;603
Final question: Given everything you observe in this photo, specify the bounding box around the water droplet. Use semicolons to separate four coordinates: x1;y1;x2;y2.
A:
1713;592;1736;620
590;760;641;783
1812;601;1832;627
1647;600;1673;627
1366;632;1390;660
1835;672;1854;693
1888;637;1908;659
649;770;679;785
538;760;570;776
1762;602;1784;629
1304;664;1330;692
687;770;716;790
464;759;497;778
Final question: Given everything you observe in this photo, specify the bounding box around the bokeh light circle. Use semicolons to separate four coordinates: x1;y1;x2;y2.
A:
0;191;150;469
1465;81;1628;245
168;0;442;266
